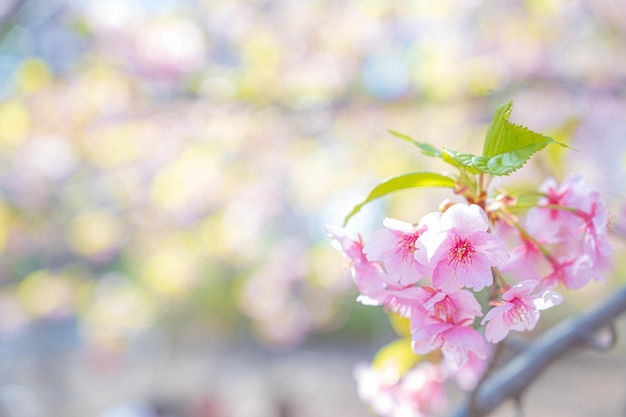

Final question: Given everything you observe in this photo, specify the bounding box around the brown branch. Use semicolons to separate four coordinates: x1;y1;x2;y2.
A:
449;285;626;417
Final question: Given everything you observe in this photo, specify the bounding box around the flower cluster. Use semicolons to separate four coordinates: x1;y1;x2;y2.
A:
327;174;612;416
353;350;488;417
353;361;447;417
502;174;612;290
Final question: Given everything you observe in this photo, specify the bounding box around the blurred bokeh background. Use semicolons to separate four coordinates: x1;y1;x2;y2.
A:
0;0;626;416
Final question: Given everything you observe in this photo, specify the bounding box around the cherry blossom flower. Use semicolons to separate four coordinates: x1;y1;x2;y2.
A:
352;267;426;318
354;361;447;417
541;254;594;290
500;209;564;282
447;351;490;391
481;280;563;343
394;363;447;417
353;362;399;417
577;193;612;268
325;225;369;267
329;169;612;415
412;321;487;366
526;175;587;239
364;217;431;286
423;204;509;292
522;175;611;285
561;174;601;212
499;236;549;282
408;286;483;330
325;225;424;316
326;225;390;302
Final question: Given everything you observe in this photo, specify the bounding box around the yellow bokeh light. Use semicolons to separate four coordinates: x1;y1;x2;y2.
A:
140;236;199;297
0;100;30;147
82;122;144;168
16;59;53;94
17;270;74;318
150;146;222;212
68;210;123;257
80;65;132;118
0;202;12;253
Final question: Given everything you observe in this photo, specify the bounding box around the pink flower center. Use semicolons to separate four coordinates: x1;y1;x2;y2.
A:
508;301;532;325
397;233;419;261
545;186;572;220
433;299;455;323
447;236;476;269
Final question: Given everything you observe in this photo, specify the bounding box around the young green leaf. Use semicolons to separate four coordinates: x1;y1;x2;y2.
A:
443;140;556;176
440;101;566;176
483;100;515;157
442;148;481;175
388;129;442;157
343;172;456;225
483;100;564;156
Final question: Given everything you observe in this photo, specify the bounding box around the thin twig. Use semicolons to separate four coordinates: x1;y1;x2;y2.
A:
449;285;626;417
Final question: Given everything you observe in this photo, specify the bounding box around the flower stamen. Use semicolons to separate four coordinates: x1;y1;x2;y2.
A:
447;236;476;270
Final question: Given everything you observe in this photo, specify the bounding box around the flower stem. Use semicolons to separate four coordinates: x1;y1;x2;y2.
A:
497;209;557;264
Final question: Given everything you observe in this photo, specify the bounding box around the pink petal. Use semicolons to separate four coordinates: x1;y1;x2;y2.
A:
384;217;418;232
418;211;443;233
421;290;448;311
441;204;489;236
485;313;510;343
533;290;563;310
507;308;539;332
412;322;453;342
564;255;593;289
449;290;484;317
481;303;513;325
502;280;540;301
456;260;493;291
470;231;510;266
443;325;487;364
432;261;464;292
363;228;399;261
415;229;446;264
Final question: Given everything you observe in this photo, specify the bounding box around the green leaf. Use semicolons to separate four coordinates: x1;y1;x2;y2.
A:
343;172;456;225
442;148;481;175
442;101;566;176
483;100;516;157
388;129;442;157
443;141;555;176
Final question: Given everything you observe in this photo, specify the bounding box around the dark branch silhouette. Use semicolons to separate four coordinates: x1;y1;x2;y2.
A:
450;285;626;417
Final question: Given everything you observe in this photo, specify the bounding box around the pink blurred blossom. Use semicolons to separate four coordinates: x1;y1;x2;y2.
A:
541;254;594;290
499;237;548;282
525;175;587;239
447;351;490;391
577;194;612;270
354;361;447;417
